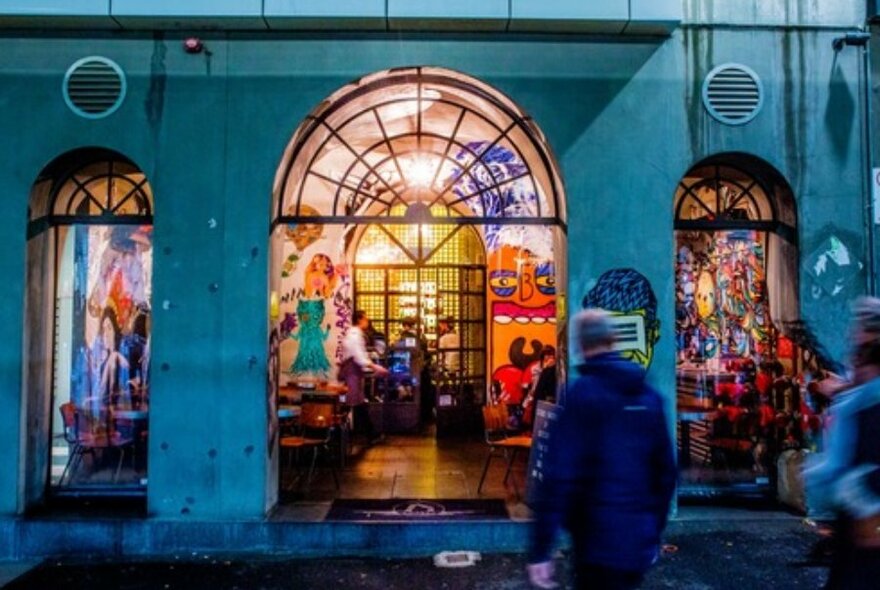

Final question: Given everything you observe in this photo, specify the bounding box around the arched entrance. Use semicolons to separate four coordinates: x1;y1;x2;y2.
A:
270;67;566;502
24;149;153;504
673;154;800;494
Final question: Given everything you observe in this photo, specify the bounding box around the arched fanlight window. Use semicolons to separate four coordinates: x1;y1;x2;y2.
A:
675;163;774;222
674;162;794;240
28;150;153;237
272;67;565;228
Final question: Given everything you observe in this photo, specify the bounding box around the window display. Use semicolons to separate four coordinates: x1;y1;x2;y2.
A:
673;160;807;495
27;152;154;494
53;224;152;489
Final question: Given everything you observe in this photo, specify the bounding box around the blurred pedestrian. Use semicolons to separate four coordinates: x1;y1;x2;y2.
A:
527;309;676;590
339;310;388;444
805;297;880;589
522;345;558;427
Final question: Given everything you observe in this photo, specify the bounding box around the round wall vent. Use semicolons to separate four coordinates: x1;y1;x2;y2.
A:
63;57;126;119
702;64;763;126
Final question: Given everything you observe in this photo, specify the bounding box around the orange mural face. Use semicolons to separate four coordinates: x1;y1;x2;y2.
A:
488;245;557;404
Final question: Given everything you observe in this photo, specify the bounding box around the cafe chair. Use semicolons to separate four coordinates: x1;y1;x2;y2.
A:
477;404;532;496
109;408;146;479
279;401;340;490
58;402;135;485
703;409;760;472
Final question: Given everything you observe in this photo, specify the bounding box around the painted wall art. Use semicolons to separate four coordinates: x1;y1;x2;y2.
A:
276;212;349;383
447;142;558;403
71;225;152;414
583;268;659;369
674;231;769;367
451;141;553;260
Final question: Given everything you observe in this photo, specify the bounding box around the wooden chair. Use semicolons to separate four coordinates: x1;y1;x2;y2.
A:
279;400;340;490
477;404;532;495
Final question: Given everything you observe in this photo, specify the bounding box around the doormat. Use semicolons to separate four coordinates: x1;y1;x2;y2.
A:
325;498;509;522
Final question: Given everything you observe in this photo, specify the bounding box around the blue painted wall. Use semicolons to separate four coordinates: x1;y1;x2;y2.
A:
0;27;868;519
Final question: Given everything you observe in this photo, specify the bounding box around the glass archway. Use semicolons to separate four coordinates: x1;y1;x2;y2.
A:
268;67;565;504
26;149;153;498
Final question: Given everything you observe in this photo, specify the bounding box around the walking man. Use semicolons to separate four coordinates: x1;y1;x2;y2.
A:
527;309;676;589
805;297;880;589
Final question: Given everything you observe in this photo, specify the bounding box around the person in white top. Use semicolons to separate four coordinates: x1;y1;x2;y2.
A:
437;317;460;374
339;310;388;442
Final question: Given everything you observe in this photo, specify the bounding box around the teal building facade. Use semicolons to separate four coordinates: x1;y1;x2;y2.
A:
0;0;876;558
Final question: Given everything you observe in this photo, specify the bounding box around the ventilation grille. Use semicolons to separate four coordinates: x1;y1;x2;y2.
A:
63;57;126;119
702;64;763;126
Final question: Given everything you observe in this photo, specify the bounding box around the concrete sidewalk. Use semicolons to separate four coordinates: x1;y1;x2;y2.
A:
1;509;829;590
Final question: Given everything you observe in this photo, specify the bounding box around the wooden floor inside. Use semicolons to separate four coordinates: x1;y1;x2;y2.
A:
273;427;531;522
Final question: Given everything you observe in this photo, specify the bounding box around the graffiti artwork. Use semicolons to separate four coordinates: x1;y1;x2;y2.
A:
267;327;280;457
804;234;864;299
287;299;332;377
446;143;558;400
487;245;557;404
284;253;340;378
450;141;553;260
285;204;324;251
674;231;769;365
72;225;153;413
584;268;660;369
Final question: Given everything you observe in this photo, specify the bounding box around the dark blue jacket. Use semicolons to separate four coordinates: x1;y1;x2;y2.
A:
530;352;676;572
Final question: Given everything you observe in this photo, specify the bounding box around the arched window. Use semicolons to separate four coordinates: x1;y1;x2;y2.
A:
673;155;798;492
25;149;153;499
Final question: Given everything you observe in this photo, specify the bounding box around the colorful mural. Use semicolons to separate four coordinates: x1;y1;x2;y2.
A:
486;245;557;404
267;327;280;458
675;231;769;365
276;215;350;383
448;142;557;403
451;141;553;260
287;299;332;377
73;225;152;412
583;268;659;369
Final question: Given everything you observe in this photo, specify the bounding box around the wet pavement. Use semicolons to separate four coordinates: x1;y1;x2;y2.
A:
2;510;830;590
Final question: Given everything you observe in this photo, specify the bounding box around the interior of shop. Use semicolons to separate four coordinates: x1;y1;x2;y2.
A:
269;67;566;511
673;159;828;498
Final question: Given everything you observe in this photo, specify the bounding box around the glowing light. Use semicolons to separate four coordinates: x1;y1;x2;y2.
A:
407;156;436;189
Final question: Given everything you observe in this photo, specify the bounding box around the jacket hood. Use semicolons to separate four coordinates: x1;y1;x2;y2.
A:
576;352;647;394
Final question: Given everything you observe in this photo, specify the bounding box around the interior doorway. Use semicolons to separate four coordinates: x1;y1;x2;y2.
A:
269;67;566;512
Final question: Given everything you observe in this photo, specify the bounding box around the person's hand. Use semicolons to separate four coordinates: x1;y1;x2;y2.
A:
810;373;850;398
526;561;558;589
373;364;389;377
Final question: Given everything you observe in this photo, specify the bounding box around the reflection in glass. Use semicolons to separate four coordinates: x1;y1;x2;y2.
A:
53;224;152;489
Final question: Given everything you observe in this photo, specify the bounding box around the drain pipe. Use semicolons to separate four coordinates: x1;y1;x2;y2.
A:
833;30;875;295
